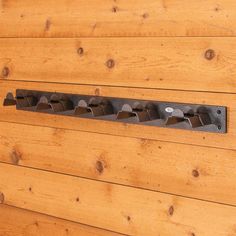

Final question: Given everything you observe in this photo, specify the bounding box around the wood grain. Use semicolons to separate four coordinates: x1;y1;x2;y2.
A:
0;163;236;236
1;121;236;206
0;80;235;150
1;38;236;92
0;0;236;37
0;205;124;236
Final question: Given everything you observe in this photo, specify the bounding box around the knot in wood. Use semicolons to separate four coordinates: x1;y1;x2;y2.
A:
77;47;84;56
0;192;5;204
192;169;200;178
205;49;215;60
96;160;104;174
106;59;115;69
1;66;10;78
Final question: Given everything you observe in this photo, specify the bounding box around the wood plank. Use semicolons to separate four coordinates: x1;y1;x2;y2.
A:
0;80;235;150
0;205;124;236
1;38;236;93
1;163;236;236
0;0;236;37
1;121;236;206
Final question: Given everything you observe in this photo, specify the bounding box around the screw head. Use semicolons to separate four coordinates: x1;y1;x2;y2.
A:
205;49;215;60
1;67;10;78
106;59;115;69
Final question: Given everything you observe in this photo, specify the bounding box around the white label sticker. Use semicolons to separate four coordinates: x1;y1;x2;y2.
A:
165;107;174;113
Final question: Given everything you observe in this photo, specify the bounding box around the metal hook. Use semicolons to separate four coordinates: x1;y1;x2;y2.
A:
3;92;38;108
117;102;158;122
16;92;38;108
165;108;211;128
3;92;16;106
74;97;113;117
36;94;73;112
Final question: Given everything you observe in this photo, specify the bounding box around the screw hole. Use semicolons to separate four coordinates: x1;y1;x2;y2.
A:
217;110;221;115
217;125;222;130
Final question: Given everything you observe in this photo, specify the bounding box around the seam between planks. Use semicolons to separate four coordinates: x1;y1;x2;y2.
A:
1;160;236;209
0;119;233;152
2;79;236;96
1;204;129;236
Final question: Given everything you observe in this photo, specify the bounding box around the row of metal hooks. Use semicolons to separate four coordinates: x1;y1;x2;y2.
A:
4;92;161;122
3;90;227;133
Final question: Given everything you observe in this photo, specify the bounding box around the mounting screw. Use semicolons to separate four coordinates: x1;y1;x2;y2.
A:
217;125;222;130
217;110;222;115
205;49;215;60
106;59;115;69
1;67;10;78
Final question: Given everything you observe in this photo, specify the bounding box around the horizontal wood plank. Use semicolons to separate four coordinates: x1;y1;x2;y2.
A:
1;38;236;92
0;80;235;150
0;0;236;37
0;205;124;236
1;121;236;206
1;163;236;236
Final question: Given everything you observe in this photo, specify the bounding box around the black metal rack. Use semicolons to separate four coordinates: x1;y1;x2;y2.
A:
3;89;227;133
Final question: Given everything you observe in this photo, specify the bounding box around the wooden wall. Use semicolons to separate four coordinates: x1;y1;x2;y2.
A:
0;1;236;235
